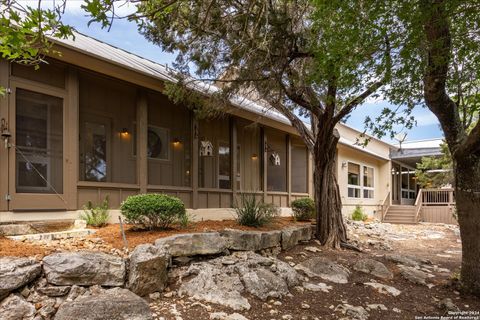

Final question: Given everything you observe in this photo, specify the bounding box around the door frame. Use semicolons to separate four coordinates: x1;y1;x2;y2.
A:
8;78;69;211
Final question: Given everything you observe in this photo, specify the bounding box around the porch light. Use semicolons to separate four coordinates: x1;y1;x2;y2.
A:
120;128;130;139
172;138;181;146
251;153;258;160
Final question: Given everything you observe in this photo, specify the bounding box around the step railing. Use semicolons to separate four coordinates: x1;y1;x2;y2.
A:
380;191;391;222
422;188;455;206
414;189;423;223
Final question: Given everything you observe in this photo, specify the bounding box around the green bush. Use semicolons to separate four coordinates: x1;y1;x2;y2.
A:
235;193;279;227
80;196;110;227
351;205;368;221
291;197;315;221
120;193;186;230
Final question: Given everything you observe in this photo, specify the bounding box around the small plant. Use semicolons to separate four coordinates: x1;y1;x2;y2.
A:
291;197;315;221
235;193;279;227
351;205;368;221
120;193;186;230
179;212;195;229
80;196;110;227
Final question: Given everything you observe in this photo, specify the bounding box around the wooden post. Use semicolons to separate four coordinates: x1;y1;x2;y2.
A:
192;116;199;209
0;60;9;211
136;91;148;194
287;134;292;206
307;152;313;198
262;128;268;202
231;117;238;205
65;68;79;210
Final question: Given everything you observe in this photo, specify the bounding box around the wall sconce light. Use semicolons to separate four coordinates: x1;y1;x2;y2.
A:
341;161;347;168
120;128;130;139
251;153;258;160
172;138;181;146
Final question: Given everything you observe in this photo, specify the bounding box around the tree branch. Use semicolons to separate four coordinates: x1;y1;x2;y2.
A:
333;80;384;123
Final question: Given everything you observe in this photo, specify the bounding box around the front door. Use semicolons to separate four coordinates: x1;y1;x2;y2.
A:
7;83;67;210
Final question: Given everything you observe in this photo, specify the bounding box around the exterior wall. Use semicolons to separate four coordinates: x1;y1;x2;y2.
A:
337;144;390;219
0;53;393;222
336;123;392;159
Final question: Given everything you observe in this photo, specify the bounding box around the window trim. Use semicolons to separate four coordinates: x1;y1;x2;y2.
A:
347;161;375;199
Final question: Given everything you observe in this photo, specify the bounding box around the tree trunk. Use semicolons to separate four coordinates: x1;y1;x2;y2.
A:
314;126;347;248
454;155;480;295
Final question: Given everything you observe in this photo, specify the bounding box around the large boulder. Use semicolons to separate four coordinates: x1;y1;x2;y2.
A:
295;257;350;284
364;282;401;297
0;294;36;320
55;288;152;320
221;229;281;251
178;262;249;311
155;232;227;257
127;244;170;296
178;251;300;311
281;225;312;250
353;259;393;280
385;254;430;267
43;252;125;286
0;257;41;300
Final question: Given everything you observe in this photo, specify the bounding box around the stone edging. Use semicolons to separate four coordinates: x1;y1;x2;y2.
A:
0;224;315;319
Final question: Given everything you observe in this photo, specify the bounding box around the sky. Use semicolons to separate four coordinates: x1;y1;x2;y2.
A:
54;2;443;144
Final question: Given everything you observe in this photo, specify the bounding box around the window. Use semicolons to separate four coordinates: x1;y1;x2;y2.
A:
291;143;308;193
347;162;374;199
347;163;361;198
266;130;287;192
363;166;374;199
16;89;63;193
83;122;107;182
218;141;231;189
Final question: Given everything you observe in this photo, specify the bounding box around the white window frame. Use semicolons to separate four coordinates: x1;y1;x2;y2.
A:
363;165;375;199
347;162;361;199
347;162;375;199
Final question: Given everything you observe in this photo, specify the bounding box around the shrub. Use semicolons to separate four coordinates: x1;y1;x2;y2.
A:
120;193;186;230
351;205;368;221
291;197;315;221
80;196;110;227
235;193;279;227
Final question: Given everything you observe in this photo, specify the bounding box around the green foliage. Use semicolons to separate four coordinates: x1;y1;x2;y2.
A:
0;1;73;66
291;198;315;221
178;212;195;229
351;206;367;221
80;196;110;227
120;193;186;230
415;142;453;188
234;194;279;227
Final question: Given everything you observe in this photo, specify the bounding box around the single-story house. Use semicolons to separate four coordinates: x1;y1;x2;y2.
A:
0;31;448;224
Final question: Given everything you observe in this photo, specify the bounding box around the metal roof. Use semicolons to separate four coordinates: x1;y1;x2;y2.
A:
52;31;391;156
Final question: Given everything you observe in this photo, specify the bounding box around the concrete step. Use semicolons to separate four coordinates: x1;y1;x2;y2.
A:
384;220;417;224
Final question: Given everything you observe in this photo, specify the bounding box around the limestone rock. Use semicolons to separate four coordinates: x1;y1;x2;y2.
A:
295;257;350;284
303;282;332;293
37;285;71;297
221;229;281;251
178;262;249;311
55;288;152;320
128;244;169;296
0;294;35;320
364;282;401;296
353;259;393;280
43;252;125;286
385;254;430;267
398;265;431;285
335;304;369;320
281;225;312;250
210;312;249;320
155;232;227;257
0;257;41;300
178;251;300;311
0;224;35;236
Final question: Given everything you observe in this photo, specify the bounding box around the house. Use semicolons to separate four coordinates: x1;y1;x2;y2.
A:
0;31;452;224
